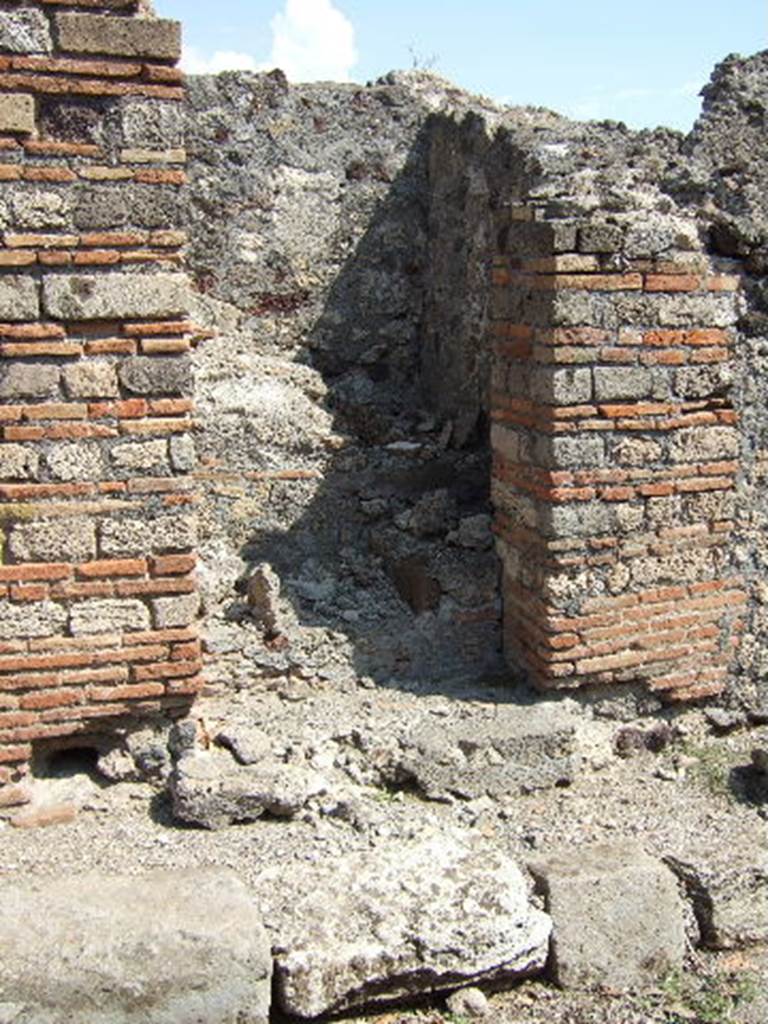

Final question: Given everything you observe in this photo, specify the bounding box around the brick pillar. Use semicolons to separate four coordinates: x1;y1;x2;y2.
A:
0;1;201;789
491;212;745;702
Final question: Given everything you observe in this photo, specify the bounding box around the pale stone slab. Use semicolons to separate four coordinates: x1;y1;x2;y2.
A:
0;276;39;321
42;272;190;321
528;842;685;991
0;9;52;53
55;13;181;60
0;870;271;1024
69;599;151;635
265;830;551;1017
0;93;35;134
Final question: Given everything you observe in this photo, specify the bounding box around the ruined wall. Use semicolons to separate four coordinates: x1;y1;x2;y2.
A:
183;72;509;691
0;0;200;786
181;59;768;711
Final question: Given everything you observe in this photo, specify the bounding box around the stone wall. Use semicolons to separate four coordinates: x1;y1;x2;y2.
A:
0;0;199;786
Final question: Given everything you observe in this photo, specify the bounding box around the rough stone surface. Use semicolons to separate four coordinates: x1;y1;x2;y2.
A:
42;272;189;321
169;750;328;829
666;846;768;950
0;93;35;134
265;830;551;1017
9;518;95;563
528;842;686;991
69;599;151;636
0;9;52;53
0;275;38;321
55;13;181;60
0;870;272;1024
394;702;577;799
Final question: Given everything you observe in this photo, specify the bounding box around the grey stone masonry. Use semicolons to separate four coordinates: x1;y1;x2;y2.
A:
55;13;181;60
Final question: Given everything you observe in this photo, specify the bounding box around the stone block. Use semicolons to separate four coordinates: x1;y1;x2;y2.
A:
0;444;39;481
55;14;181;60
0;93;35;134
0;601;67;641
0;364;59;400
11;188;72;230
153;593;200;628
111;439;169;472
668;426;740;463
46;442;103;482
528;842;685;991
0;8;52;53
169;434;196;471
269;830;550;1018
536;434;605;469
74;184;180;230
594;367;653;401
529;366;592;405
0;870;272;1024
70;598;151;635
99;513;196;557
122;99;184;148
396;703;578;800
119;355;192;396
9;517;96;563
577;224;624;253
42;272;190;321
0;275;39;321
62;361;119;399
666;846;768;949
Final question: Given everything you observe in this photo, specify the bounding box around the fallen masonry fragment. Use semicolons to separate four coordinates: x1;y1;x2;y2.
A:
0;869;272;1024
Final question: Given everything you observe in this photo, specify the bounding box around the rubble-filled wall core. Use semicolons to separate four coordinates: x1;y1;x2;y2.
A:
0;0;200;787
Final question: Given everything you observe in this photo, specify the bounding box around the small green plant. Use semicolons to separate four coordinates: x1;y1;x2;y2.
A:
657;966;759;1023
682;743;734;801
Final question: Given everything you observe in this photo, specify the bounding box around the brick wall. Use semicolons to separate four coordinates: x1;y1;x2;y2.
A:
0;0;200;789
491;210;745;702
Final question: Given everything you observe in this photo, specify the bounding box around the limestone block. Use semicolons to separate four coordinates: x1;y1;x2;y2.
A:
9;517;96;563
0;93;35;134
528;842;685;991
99;513;196;557
668;425;740;463
170;751;328;829
70;599;151;635
666;846;768;949
55;14;181;60
0;444;39;481
0;275;39;321
111;439;169;472
0;364;59;400
529;366;592;405
153;593;199;628
594;366;653;401
42;272;190;321
119;355;192;396
62;361;119;399
122;99;184;148
10;188;72;230
0;870;272;1024
0;601;67;640
0;8;52;53
46;443;103;482
270;830;551;1017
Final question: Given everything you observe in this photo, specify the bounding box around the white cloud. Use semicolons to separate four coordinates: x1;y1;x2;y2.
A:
181;46;260;75
181;1;358;83
265;0;358;82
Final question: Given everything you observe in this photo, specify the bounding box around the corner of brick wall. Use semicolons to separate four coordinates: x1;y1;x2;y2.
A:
0;0;201;789
491;208;745;703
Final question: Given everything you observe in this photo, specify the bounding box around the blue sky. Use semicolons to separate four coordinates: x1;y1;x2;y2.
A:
154;0;767;131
